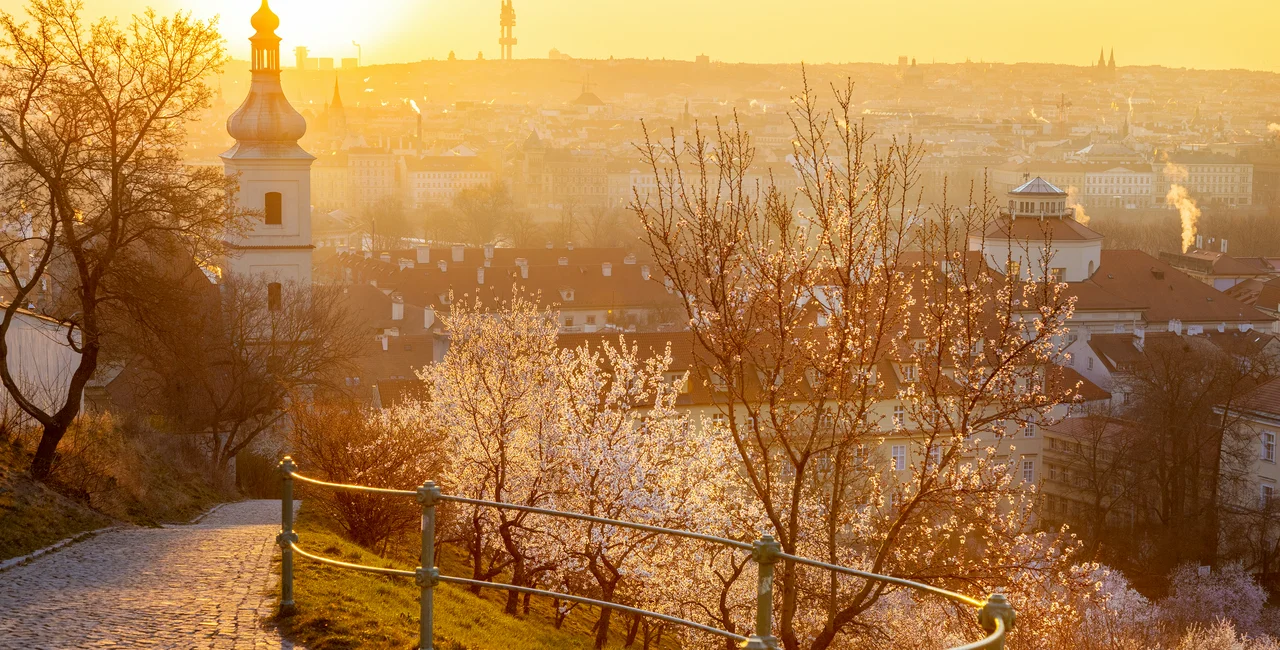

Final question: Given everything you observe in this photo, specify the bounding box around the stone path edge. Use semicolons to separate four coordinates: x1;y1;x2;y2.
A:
0;498;243;573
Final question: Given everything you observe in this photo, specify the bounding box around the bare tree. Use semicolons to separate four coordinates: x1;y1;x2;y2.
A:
0;0;240;478
1118;332;1279;570
116;272;363;478
632;74;1083;648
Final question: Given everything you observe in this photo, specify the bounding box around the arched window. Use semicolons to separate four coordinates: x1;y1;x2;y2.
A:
1087;260;1095;277
265;192;282;225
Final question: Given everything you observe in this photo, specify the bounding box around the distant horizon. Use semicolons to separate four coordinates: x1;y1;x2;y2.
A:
53;0;1280;74
226;55;1280;76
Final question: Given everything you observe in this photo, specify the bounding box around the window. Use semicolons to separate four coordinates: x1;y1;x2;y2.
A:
929;445;942;468
1264;431;1276;462
1087;357;1094;371
892;405;905;428
1262;484;1275;510
586;315;597;326
891;445;907;471
1048;463;1058;481
564;316;574;327
901;363;917;382
267;282;282;311
1050;268;1066;282
1022;460;1035;482
1023;420;1037;438
265;192;282;225
1007;261;1021;279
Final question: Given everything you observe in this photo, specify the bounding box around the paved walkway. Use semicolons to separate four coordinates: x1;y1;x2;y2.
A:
0;500;299;649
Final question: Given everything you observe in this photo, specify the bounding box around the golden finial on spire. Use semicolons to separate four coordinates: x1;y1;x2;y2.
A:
251;0;280;37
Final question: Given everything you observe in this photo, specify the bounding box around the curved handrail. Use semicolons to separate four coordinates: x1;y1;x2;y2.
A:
289;471;419;497
775;551;984;608
953;616;1006;650
437;575;749;643
286;540;747;643
280;464;1015;649
439;493;754;551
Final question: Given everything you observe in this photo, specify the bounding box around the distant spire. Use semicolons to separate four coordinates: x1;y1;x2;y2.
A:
1108;48;1116;70
331;77;343;110
1098;48;1106;67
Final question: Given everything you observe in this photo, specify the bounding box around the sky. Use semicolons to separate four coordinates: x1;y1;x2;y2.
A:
6;0;1280;72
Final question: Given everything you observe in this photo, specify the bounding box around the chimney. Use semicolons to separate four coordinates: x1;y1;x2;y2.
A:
515;257;529;279
1169;319;1182;335
623;253;637;265
1134;329;1145;351
437;260;448;272
399;258;415;270
602;262;612;277
1222;239;1229;254
566;241;575;251
379;252;391;263
337;245;349;254
416;245;431;264
477;267;485;285
380;333;389;351
484;243;495;259
452;245;464;262
641;265;651;281
545;241;554;249
664;277;674;293
558;257;569;266
392;295;405;321
1195;234;1204;250
363;250;373;259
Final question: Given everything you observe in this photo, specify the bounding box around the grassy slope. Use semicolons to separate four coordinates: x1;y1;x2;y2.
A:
0;432;224;561
0;442;111;559
279;506;649;650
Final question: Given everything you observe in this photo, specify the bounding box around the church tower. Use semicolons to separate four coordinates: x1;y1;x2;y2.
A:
221;0;314;285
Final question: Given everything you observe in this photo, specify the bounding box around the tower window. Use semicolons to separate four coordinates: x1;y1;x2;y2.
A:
265;192;282;225
268;282;282;311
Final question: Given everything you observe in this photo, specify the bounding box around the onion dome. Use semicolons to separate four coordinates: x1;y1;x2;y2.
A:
222;0;311;160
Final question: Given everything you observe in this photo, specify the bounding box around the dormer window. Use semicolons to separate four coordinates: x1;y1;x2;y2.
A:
265;192;282;225
560;288;575;302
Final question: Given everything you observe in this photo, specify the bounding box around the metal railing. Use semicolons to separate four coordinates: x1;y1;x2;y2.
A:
275;456;1016;650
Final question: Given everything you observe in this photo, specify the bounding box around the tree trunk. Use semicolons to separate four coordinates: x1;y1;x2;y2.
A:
624;614;640;646
29;420;68;480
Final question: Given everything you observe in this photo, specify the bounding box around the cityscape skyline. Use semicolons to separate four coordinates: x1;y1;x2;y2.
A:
40;0;1280;73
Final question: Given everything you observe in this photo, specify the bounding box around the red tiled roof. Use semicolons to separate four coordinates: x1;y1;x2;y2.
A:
1074;251;1272;324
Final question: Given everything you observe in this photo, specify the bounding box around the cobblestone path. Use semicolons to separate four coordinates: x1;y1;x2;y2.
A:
0;500;299;649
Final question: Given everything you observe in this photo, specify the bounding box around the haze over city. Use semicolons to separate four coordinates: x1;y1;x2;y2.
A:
3;1;1280;650
38;0;1280;71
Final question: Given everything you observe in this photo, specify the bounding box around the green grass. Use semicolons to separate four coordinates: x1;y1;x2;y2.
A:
278;505;658;650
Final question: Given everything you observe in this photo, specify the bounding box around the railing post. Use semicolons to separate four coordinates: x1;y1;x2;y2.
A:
416;481;443;650
978;593;1016;650
276;456;298;614
742;533;781;649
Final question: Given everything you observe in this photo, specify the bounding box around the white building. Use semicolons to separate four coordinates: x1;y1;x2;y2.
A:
1;306;81;421
221;0;314;285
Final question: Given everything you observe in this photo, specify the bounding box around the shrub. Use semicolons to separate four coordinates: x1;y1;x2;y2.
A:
1162;563;1269;637
290;399;443;551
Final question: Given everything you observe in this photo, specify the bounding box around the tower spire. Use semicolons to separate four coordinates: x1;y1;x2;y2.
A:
499;1;517;61
249;0;281;73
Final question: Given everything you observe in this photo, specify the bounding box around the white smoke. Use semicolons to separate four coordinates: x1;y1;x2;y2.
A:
1066;186;1089;225
1269;123;1280;136
1164;162;1199;253
1028;108;1049;124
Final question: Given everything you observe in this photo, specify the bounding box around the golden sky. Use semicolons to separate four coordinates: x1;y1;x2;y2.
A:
13;0;1280;72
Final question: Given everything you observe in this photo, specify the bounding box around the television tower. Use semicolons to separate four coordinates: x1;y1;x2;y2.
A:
499;1;517;61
